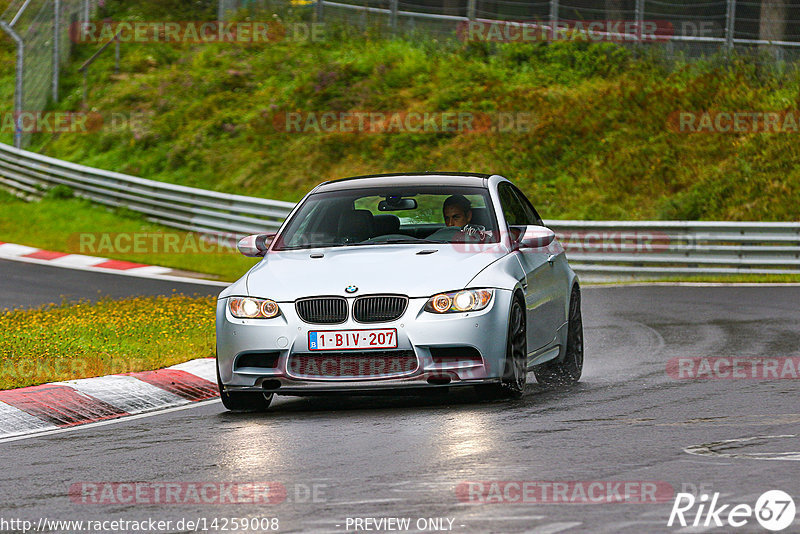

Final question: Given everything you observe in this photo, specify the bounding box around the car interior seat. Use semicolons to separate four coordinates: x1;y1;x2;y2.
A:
469;207;490;227
337;209;375;243
373;214;401;237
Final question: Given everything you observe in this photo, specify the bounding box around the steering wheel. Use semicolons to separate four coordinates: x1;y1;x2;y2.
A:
461;224;488;239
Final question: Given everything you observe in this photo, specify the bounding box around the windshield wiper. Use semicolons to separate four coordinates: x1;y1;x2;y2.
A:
276;243;345;251
354;238;431;245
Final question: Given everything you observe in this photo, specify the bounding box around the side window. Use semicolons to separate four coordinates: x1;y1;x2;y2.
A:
498;183;530;226
510;185;543;226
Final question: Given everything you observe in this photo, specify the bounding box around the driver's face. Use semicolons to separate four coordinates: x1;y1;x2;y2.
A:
444;206;472;227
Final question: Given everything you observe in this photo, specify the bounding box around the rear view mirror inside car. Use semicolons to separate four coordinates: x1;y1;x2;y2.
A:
378;197;417;211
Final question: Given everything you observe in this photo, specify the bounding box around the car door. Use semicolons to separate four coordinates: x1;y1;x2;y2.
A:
497;182;562;353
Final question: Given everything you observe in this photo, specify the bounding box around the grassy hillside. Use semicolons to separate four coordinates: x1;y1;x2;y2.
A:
3;12;800;221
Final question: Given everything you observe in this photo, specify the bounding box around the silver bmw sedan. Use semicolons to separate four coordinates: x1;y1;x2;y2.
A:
216;173;583;411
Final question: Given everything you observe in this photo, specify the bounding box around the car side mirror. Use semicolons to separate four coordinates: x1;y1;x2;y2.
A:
518;226;556;248
237;233;275;257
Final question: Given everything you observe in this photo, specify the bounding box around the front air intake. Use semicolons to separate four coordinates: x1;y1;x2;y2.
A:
353;295;408;323
235;351;280;369
295;297;348;324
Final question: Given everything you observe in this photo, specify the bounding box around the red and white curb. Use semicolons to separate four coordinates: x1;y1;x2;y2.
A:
0;242;227;286
0;358;218;440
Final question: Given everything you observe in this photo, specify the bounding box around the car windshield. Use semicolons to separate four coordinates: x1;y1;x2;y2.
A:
273;185;499;251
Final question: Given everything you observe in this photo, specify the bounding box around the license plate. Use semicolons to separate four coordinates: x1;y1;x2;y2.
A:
308;329;397;351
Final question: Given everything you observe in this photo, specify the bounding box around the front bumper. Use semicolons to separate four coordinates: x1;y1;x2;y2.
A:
216;290;513;394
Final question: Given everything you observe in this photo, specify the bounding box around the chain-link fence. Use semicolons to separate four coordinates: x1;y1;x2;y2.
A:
0;0;93;148
221;0;800;60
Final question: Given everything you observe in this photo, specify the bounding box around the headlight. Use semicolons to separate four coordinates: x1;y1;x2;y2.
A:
229;297;281;319
424;289;494;314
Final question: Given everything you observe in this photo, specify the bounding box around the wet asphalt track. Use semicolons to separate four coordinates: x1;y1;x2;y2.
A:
1;260;800;533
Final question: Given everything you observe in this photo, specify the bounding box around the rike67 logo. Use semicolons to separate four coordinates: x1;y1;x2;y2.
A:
668;490;796;531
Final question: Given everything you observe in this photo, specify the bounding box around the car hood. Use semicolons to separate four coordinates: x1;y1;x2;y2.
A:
244;244;510;301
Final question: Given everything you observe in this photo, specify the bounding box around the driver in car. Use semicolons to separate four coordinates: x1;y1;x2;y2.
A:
443;194;473;228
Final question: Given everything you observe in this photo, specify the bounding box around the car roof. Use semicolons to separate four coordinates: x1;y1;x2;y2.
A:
314;172;492;192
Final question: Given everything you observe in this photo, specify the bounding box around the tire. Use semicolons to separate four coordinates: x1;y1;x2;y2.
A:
476;294;527;400
533;285;583;386
217;360;273;412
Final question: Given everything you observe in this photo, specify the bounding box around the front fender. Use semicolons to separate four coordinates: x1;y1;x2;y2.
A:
467;252;525;294
218;275;250;300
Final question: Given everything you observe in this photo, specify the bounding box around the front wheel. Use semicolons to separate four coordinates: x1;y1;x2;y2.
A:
533;285;583;386
476;295;527;400
217;361;273;412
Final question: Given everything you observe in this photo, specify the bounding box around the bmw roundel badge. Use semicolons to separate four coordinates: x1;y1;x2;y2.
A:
345;285;358;294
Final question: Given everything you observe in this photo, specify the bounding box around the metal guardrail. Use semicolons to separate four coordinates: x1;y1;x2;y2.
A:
0;141;295;234
552;220;800;277
1;141;799;277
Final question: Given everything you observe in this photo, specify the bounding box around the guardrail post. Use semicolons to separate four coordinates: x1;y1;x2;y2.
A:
635;0;644;42
53;0;61;102
114;33;120;73
725;0;736;50
467;0;476;21
0;21;24;148
13;40;22;148
549;0;559;40
78;30;123;109
315;0;324;23
390;0;398;31
81;69;87;107
361;0;368;28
